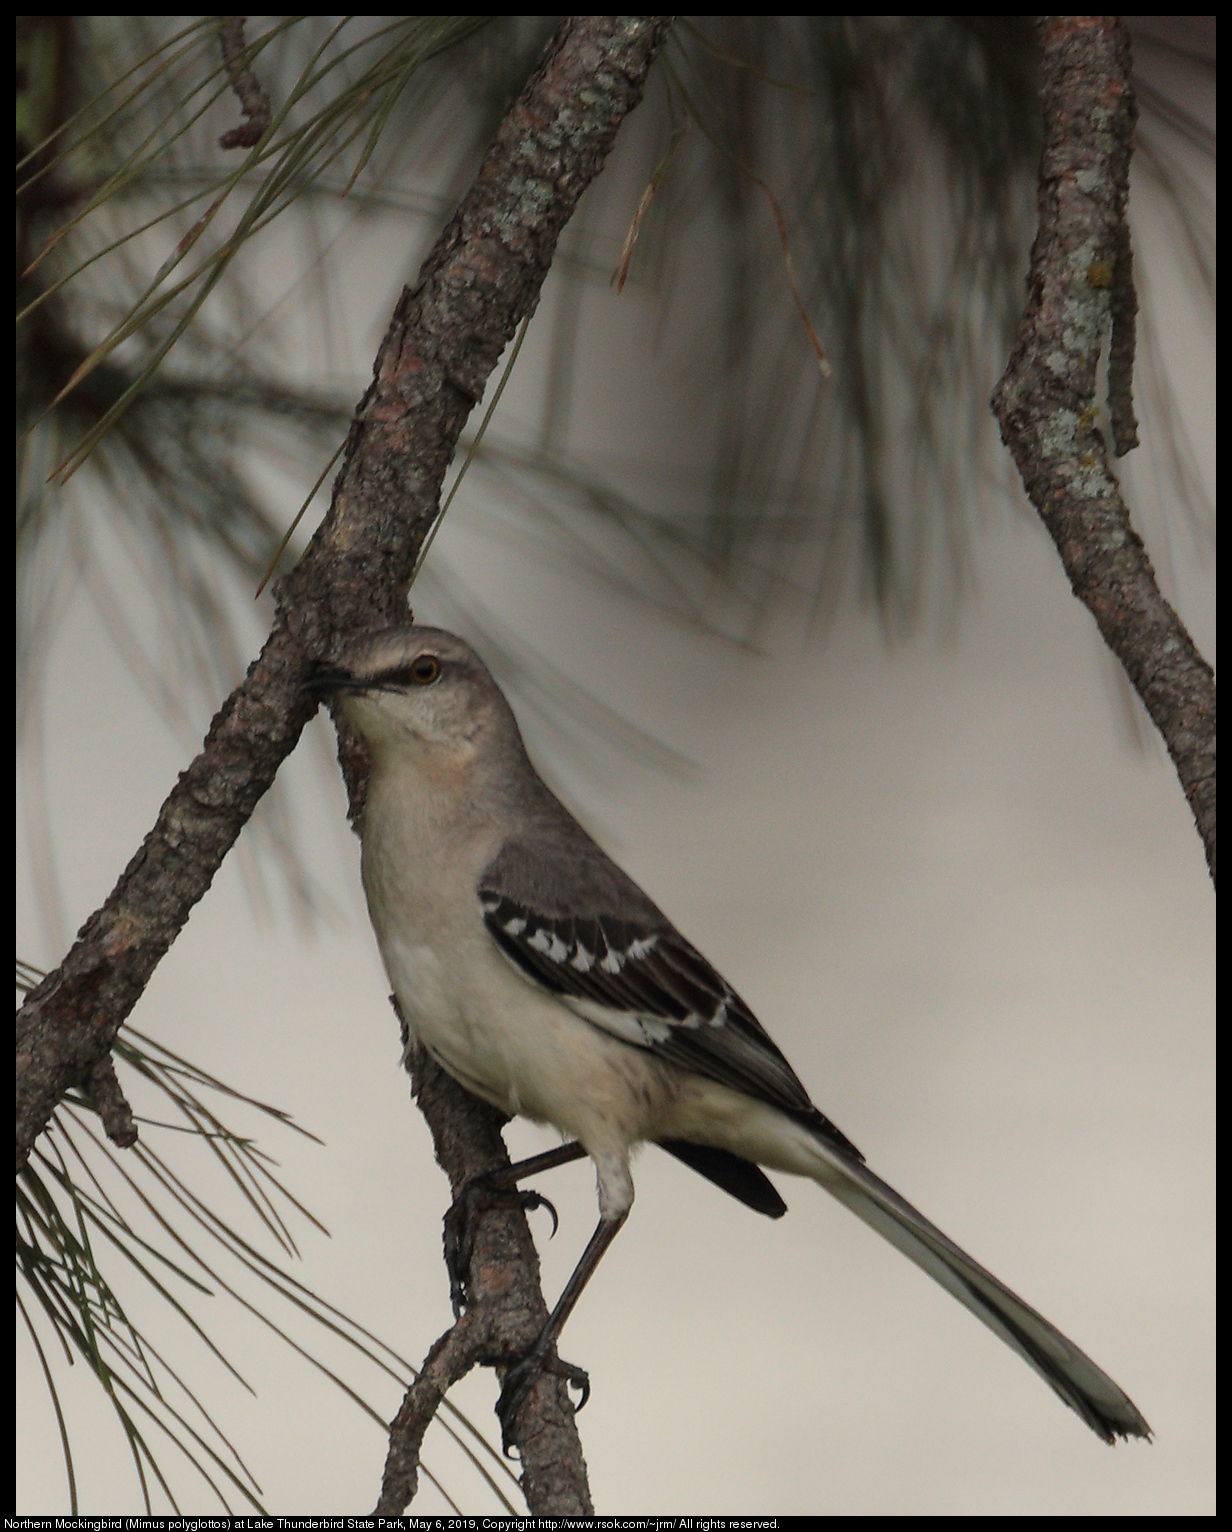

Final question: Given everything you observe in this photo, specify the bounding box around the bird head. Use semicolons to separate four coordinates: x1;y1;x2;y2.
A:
304;625;519;770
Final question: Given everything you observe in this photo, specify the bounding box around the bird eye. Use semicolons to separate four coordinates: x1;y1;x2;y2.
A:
410;654;440;685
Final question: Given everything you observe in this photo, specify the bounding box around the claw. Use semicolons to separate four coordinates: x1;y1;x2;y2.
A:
545;1353;590;1411
443;1185;482;1316
520;1188;560;1239
496;1347;591;1456
444;1181;563;1315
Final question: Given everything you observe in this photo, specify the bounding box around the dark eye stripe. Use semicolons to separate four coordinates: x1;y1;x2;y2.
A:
370;658;441;688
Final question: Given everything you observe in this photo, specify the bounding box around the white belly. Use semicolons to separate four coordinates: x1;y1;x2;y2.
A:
378;904;682;1161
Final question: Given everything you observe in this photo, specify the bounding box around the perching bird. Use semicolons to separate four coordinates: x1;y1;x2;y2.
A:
306;623;1150;1450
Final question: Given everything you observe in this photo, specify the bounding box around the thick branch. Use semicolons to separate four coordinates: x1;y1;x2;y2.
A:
16;14;674;1160
992;16;1215;883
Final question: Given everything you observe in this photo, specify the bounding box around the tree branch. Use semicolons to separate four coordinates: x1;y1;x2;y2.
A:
992;16;1215;884
376;1043;593;1517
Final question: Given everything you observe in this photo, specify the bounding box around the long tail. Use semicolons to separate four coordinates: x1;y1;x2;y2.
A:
805;1138;1151;1442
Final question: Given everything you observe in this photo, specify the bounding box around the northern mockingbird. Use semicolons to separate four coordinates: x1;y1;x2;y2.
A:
308;623;1150;1450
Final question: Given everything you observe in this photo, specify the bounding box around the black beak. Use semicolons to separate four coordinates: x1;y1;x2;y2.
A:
301;665;365;697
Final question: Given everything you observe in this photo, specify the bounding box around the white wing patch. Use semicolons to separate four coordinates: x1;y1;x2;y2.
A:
527;927;571;962
564;995;675;1047
597;932;659;973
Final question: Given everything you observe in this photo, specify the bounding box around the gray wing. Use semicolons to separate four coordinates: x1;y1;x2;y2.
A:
479;834;862;1163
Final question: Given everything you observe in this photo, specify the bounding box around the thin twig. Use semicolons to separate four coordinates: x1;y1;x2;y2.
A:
217;17;272;151
991;17;1214;882
86;1053;139;1149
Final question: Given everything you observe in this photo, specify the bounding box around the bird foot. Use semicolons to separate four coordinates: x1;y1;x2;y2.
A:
496;1346;590;1456
444;1177;559;1315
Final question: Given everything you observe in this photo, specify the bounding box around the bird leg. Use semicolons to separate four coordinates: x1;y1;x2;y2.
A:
444;1140;589;1315
495;1210;628;1455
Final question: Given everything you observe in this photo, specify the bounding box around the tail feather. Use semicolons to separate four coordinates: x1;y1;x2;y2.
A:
808;1143;1151;1443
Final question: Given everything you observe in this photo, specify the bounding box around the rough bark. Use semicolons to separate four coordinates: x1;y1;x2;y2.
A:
17;12;674;1510
992;16;1215;883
